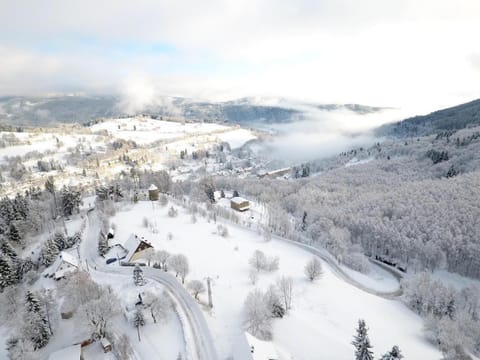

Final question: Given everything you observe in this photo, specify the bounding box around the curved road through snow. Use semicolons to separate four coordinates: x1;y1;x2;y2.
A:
79;210;218;360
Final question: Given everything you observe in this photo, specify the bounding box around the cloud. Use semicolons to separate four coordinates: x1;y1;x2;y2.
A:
0;0;479;114
262;106;406;163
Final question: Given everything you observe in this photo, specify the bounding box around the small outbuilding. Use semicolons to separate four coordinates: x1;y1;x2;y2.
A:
100;338;112;353
231;197;250;212
148;184;160;201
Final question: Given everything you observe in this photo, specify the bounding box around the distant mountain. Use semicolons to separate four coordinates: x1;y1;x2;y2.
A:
0;95;120;126
0;95;386;127
377;98;480;137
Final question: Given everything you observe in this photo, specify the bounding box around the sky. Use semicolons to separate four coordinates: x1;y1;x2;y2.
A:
1;0;480;114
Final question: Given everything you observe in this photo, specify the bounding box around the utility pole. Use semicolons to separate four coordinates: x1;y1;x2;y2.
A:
205;277;213;309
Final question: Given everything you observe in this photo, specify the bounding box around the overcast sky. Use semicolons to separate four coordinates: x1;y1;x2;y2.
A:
1;0;479;113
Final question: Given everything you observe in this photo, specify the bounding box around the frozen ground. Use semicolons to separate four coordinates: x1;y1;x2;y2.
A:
108;201;441;360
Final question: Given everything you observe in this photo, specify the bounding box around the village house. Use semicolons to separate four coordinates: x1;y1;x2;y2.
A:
124;234;154;262
46;251;79;280
231;197;250;212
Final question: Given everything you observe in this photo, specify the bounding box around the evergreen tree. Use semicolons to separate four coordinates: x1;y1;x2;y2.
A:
53;232;67;251
98;233;109;256
13;193;28;220
24;291;51;349
380;345;403;360
0;255;16;290
301;211;307;232
352;319;374;360
133;265;146;286
1;239;18;259
61;186;82;217
41;238;59;266
8;223;21;243
133;308;145;328
25;291;42;313
233;190;240;198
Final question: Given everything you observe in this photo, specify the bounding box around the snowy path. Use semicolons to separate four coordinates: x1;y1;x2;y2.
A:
79;210;218;360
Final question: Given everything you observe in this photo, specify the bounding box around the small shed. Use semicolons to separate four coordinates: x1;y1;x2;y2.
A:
49;252;79;280
100;338;112;353
148;184;160;201
231;197;250;212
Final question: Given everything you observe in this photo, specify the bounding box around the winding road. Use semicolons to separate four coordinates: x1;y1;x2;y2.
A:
79;210;218;360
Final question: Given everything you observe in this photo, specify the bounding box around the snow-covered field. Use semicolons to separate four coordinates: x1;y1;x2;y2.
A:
108;201;442;359
91;117;228;145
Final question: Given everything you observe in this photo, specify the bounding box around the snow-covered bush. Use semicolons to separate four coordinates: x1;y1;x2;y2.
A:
304;257;322;282
187;280;206;300
168;254;190;284
143;290;172;324
248;250;280;274
217;224;229;237
243;289;273;340
168;206;178;218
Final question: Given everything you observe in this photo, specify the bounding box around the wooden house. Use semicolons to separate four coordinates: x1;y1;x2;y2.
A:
231;197;250;212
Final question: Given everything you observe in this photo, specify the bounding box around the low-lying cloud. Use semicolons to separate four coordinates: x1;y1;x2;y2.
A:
263;106;407;163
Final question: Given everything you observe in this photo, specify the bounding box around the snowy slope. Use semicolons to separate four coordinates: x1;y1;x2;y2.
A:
109;201;441;360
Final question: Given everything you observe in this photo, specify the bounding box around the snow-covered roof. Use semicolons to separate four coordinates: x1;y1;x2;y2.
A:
148;184;159;191
245;332;279;360
231;197;249;205
59;251;79;268
48;344;81;360
100;338;111;348
124;234;153;262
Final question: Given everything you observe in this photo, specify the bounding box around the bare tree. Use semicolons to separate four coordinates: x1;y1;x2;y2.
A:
304;257;323;282
187;280;206;300
168;254;190;284
144;248;155;267
249;250;267;273
277;276;294;312
143;291;172;324
80;288;121;339
248;268;259;285
243;289;272;340
155;250;170;270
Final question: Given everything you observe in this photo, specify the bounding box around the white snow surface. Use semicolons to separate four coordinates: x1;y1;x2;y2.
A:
341;263;399;292
216;128;257;149
109;201;441;360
